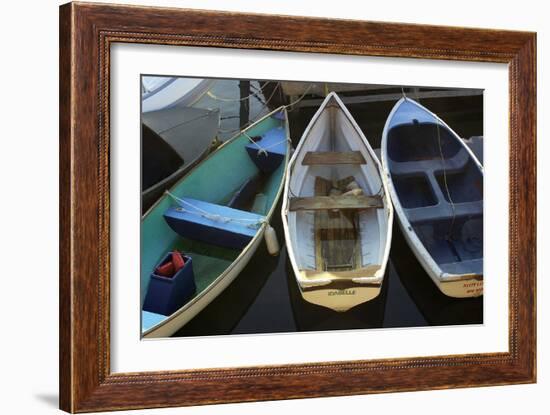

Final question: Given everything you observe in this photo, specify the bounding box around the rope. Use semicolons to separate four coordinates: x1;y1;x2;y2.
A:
284;84;313;111
216;83;282;135
156;112;216;135
242;131;268;156
372;182;385;198
435;118;457;240
250;82;270;106
206;81;272;102
217;82;312;136
165;191;266;229
262;138;291;151
242;130;290;157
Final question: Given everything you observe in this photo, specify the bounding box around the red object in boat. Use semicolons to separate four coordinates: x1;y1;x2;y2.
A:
172;251;186;272
156;261;175;277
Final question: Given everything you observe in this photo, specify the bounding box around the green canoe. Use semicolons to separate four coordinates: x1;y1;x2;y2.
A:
141;107;290;338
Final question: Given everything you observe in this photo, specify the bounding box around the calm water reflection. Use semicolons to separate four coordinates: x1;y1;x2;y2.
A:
172;79;483;337
175;208;482;337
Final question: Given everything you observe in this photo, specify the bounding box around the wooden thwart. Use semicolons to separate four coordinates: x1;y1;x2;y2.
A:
289;195;383;211
302;151;366;165
300;264;382;280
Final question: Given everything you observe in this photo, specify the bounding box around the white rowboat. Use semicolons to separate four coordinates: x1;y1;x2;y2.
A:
141;77;215;113
282;92;393;312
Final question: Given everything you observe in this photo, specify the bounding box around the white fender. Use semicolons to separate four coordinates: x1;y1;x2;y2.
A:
264;224;280;256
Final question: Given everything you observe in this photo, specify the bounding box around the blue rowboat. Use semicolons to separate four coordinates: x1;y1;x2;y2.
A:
381;97;483;298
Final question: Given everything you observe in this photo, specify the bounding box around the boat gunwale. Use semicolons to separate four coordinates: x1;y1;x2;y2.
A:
142;106;290;337
141;76;178;101
299;278;382;292
440;272;483;282
142;78;216;113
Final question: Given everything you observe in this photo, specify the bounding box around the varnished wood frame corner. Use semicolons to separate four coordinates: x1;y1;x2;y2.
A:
59;2;536;412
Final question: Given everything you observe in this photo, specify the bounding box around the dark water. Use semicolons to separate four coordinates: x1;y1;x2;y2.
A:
172;79;483;337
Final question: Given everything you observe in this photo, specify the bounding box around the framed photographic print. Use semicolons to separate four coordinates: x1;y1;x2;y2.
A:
59;2;536;412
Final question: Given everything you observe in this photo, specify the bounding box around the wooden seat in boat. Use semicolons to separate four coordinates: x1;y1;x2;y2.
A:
300;264;382;280
288;195;383;211
388;147;470;176
302;151;366;165
405;200;483;224
163;197;265;250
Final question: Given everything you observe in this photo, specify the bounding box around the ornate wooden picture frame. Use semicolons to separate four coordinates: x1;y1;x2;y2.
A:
59;2;536;412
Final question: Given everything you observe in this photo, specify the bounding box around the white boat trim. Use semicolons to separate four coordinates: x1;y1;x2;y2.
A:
141;77;215;113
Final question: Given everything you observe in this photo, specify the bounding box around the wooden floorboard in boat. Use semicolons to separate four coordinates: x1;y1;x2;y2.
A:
313;176;361;272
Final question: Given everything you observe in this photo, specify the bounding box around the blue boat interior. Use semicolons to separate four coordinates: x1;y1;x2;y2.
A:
245;124;287;173
413;217;483;276
142;310;166;330
387;100;483;276
141;112;287;333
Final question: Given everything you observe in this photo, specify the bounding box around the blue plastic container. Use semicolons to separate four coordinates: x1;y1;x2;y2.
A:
142;252;196;316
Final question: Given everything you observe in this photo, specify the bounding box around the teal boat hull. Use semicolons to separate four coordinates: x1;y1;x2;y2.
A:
141;107;290;337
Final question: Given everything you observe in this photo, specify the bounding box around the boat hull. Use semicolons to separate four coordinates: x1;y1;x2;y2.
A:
282;92;393;312
141;107;290;337
141;107;220;213
299;283;382;312
143;227;266;338
394;216;484;298
381;97;484;298
142;77;215;113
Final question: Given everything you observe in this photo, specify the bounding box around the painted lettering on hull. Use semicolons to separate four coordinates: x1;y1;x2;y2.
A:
463;281;483;296
328;289;356;296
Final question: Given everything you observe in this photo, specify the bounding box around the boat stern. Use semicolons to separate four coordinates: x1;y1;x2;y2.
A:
296;268;384;312
300;282;383;312
438;273;484;298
